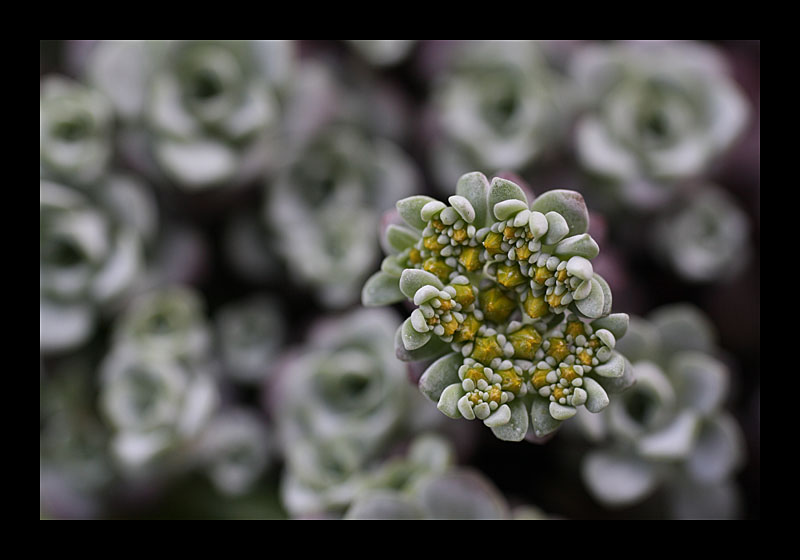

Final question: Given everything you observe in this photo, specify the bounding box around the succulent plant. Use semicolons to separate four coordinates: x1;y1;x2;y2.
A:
345;434;543;520
653;184;752;283
347;40;417;67
40;178;152;353
193;407;274;497
571;40;749;209
363;172;633;441
576;304;745;519
264;122;419;308
40;76;113;187
214;294;285;384
110;285;212;364
427;41;571;190
270;308;419;516
83;40;295;191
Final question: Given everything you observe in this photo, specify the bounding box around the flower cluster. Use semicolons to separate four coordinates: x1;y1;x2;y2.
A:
364;172;633;440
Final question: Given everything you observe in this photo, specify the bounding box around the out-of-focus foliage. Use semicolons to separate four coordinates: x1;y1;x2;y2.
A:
40;40;759;520
576;304;745;519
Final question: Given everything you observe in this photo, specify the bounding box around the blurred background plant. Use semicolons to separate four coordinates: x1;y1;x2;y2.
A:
40;39;759;520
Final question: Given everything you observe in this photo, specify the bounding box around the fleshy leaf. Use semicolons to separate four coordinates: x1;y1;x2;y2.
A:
554;233;600;259
455;172;491;228
394;326;451;362
530;397;562;437
583;376;610;412
380;254;406;277
591;313;629;340
574;277;606;318
385;224;420;253
436;383;464;419
489;398;529;442
670;351;729;414
581;450;660;507
448;195;476;223
685;413;745;484
543;212;570;245
483;403;511;428
530;190;590;236
593;350;625;378
419;352;463;403
649;304;716;356
594;273;613;316
637;410;700;460
399;269;443;299
396;195;436;231
414;470;510;520
488;177;527;215
595;355;637;394
402;317;432;350
361;271;405;307
549;402;578;420
493;199;528;221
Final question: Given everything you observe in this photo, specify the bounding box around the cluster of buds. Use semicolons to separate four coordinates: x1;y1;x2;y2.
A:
364;172;633;441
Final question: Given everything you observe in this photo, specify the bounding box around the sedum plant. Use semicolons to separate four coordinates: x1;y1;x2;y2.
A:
40;178;153;353
363;172;633;441
99;286;219;472
40;76;113;187
83;40;294;191
270;308;421;517
576;304;745;519
264;121;419;308
427;41;571;190
653;184;752;283
570;40;749;209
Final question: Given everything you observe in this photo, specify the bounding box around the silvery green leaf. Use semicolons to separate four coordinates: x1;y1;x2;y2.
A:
591;313;629;340
345;491;425;520
670;351;729;414
483;403;512;428
493;199;528;221
566;255;593;281
361;271;405;307
394;325;451;362
528;210;548;239
574;277;606;318
549;402;577;420
543;211;570;245
583;376;610;412
399;269;444;299
413;285;441;305
593;350;625;378
420;200;447;221
488;177;527;213
154;138;237;189
531;397;562;437
379;254;406;277
594;273;613;316
685;413;745;484
455;171;491;228
436;383;465;419
419;352;463;403
637;410;700;460
448;195;476;223
530;189;590;236
596;355;637;395
553;233;600;259
40;300;94;353
413;469;510;520
581;450;660;507
396;195;436;231
615;316;661;364
649;304;716;356
490;398;529;442
401;317;432;351
385;224;421;253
